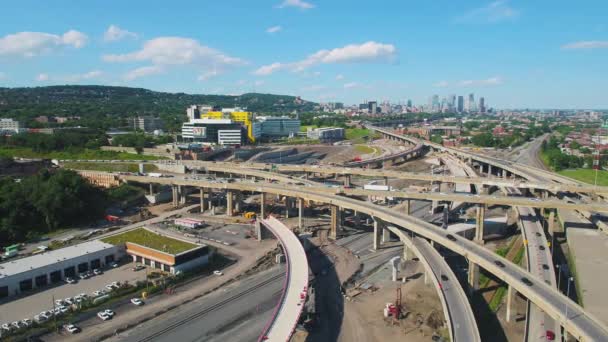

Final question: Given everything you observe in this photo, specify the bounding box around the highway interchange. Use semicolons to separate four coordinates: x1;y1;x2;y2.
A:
62;126;608;341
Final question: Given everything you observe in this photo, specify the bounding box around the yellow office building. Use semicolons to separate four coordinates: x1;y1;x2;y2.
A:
201;110;258;143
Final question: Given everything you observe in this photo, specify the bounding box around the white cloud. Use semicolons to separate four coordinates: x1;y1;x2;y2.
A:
253;41;396;75
343;82;360;89
335;74;344;80
266;26;282;34
278;0;314;9
0;30;88;57
434;80;449;88
123;66;163;81
458;76;503;86
104;36;245;81
104;25;138;42
458;1;518;23
36;73;49;81
253;62;285;76
301;85;325;92
561;41;608;50
197;70;220;81
66;70;104;82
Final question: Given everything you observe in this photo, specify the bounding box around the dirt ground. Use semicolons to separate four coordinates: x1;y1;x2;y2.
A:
342;261;447;342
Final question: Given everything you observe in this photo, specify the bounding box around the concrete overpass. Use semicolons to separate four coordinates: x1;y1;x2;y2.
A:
116;174;608;341
57;159;608;195
385;225;481;342
257;217;308;342
343;143;425;168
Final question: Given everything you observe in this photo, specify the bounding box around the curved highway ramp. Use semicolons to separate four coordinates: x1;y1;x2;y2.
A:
258;216;309;342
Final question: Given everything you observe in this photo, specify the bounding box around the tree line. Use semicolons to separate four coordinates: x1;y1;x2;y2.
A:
0;169;108;246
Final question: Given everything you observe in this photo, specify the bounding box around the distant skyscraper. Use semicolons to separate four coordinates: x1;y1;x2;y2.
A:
449;94;456;110
479;97;486;113
368;101;377;114
467;93;475;112
457;96;464;113
407;99;412;108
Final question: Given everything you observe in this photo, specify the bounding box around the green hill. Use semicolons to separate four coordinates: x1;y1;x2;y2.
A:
0;85;317;131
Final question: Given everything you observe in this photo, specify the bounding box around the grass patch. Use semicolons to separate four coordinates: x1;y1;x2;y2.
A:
0;147;163;161
63;162;158;173
345;128;371;142
512;246;525;265
489;286;507;312
102;228;197;254
299;125;316;132
354;144;376;154
557;168;608;186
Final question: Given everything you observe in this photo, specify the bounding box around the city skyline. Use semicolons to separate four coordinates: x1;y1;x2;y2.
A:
0;0;607;109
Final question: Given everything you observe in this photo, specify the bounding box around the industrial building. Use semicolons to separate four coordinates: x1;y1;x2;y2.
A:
306;127;345;142
0;241;123;299
102;228;210;275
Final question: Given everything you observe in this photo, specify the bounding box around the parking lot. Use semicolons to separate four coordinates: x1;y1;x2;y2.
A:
0;261;144;324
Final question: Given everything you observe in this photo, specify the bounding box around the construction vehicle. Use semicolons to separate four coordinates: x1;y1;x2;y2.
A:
383;288;403;322
244;212;257;219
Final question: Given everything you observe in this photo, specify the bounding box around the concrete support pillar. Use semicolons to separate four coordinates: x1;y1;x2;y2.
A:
403;244;415;261
199;188;206;212
404;199;411;215
329;205;342;240
179;186;186;205
475;205;486;243
149;183;154;195
260;192;266;219
353;212;361;227
226;190;234;216
285;197;292;219
540;190;548;216
548;211;555;235
172;185;178;207
502;169;506;178
298;198;303;230
373;219;381;250
478;163;483;173
235;191;241;213
506;284;514;322
468;261;480;292
383;176;388;186
382;226;391;243
344;175;351;187
488;164;493;176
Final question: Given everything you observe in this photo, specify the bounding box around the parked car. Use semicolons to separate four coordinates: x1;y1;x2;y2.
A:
103;309;115;317
97;312;111;321
132;265;145;272
20;319;32;327
65;324;80;334
64;297;74;305
65;277;77;284
92;290;106;297
1;323;11;332
93;268;103;275
109;262;119;268
11;322;21;330
131;298;144;306
55;299;64;306
213;270;223;276
78;273;88;280
105;284;115;291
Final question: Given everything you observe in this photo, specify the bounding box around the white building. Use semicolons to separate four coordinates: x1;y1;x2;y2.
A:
0;119;23;134
306;127;345;142
0;240;123;299
218;130;243;145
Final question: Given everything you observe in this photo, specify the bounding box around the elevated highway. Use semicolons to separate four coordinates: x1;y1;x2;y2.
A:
58;159;608;195
258;216;309;342
343;142;425;167
118;174;608;341
387;225;481;342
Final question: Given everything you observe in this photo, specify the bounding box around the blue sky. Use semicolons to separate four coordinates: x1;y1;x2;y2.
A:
0;0;607;109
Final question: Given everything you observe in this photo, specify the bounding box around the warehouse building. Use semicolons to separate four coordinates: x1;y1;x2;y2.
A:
257;116;301;139
102;228;210;275
0;241;123;299
306;127;345;142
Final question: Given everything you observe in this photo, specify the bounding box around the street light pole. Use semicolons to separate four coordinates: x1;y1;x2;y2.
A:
556;265;562;291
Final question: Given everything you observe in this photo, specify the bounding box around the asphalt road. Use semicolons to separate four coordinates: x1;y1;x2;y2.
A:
414;237;481;342
109;266;285;342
